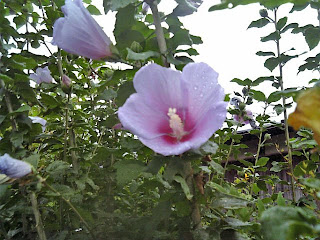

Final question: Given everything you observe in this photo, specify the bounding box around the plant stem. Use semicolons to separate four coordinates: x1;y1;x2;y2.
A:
30;192;47;240
274;9;296;202
0;79;17;131
221;124;240;184
44;182;96;239
185;161;201;230
148;0;169;67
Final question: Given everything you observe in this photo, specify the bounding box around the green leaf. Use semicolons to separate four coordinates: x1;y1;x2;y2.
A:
126;48;160;61
276;17;287;30
13;15;25;29
97;89;117;101
209;160;224;175
86;5;101;15
10;55;38;70
261;206;315;240
267;91;282;103
264;57;279;71
248;18;270;28
23;154;39;169
174;176;193;200
199;140;218;154
146;156;166;175
115;81;135;106
261;32;280;42
103;0;136;13
276;192;286;206
251;90;266;101
256;51;275;56
231;78;252;86
304;27;320;50
257;157;269;166
114;160;146;186
0;115;6;125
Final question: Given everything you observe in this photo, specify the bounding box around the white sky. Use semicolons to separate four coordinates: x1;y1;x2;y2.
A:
92;0;319;119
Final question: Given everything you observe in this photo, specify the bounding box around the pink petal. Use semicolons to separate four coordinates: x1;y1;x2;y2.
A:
133;63;186;113
139;136;195;156
181;62;225;121
118;94;168;139
52;0;112;60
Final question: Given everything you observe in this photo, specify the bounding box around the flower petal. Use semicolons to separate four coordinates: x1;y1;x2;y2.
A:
133;64;185;113
189;102;227;147
52;0;112;60
181;62;225;121
0;154;31;178
118;94;168;139
139;136;194;156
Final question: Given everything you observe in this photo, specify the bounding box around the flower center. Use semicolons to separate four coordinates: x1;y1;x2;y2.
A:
167;108;187;141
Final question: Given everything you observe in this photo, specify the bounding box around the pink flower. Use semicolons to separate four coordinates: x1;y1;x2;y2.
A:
29;66;53;84
0;154;32;178
118;63;227;156
52;0;112;60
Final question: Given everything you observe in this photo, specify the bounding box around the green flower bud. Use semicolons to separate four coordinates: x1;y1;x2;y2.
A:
259;9;268;18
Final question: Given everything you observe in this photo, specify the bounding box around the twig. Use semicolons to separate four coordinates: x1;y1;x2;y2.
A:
30;192;47;240
147;0;169;67
273;9;296;202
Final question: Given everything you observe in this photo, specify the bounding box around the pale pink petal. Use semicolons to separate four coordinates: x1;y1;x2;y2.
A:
139;136;195;156
189;102;227;146
29;73;41;84
133;63;185;113
30;67;53;84
52;0;112;60
181;62;225;121
118;94;168;139
0;154;31;178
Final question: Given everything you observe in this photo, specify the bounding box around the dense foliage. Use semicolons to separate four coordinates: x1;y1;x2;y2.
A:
0;0;320;239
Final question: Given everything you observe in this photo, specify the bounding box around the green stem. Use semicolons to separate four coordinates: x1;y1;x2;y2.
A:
0;79;17;131
250;128;264;196
44;182;96;240
185;161;201;230
148;0;169;67
221;124;240;184
30;192;47;240
273;9;296;202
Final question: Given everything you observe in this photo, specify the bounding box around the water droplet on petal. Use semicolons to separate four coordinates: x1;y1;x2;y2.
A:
194;86;198;90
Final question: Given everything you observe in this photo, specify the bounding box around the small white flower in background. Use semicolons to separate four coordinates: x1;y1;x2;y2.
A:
29;116;47;132
0;154;32;178
29;66;53;84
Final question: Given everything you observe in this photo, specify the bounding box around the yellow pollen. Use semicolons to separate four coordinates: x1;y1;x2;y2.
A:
167;108;187;141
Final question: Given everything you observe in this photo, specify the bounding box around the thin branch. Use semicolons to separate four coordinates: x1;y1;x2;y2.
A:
148;0;169;67
274;9;296;202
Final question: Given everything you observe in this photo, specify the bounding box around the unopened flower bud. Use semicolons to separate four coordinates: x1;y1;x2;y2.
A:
130;41;143;53
61;75;72;93
259;9;268;18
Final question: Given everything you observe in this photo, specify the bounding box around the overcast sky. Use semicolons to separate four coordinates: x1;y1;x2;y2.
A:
92;0;319;119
